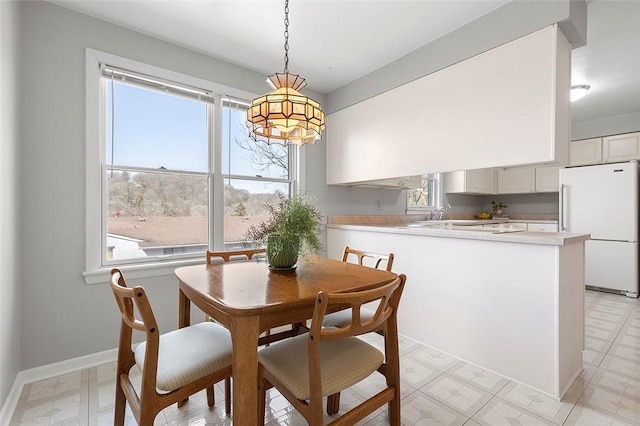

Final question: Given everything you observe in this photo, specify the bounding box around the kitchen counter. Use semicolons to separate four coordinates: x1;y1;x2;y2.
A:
326;223;588;246
327;222;587;400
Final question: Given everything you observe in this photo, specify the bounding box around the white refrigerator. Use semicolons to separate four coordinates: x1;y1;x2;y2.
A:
559;161;639;298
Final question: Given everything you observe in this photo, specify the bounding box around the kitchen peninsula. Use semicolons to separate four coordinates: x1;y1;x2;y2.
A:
326;218;590;400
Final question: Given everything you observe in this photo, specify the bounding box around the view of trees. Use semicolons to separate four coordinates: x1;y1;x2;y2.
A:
408;177;431;207
107;170;282;218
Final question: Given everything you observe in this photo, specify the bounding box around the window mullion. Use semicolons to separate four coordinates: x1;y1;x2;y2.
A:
211;96;224;251
222;174;291;184
107;164;208;177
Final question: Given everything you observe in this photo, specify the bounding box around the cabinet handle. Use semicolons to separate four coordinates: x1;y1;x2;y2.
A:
559;183;565;231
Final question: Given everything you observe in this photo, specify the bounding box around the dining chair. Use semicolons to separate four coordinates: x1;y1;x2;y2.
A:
323;247;394;330
257;274;406;425
341;246;395;271
109;268;233;425
206;248;266;264
321;246;395;414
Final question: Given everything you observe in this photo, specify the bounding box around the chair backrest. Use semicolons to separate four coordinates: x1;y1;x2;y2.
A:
110;268;162;388
342;246;394;272
309;274;406;341
110;268;158;337
206;248;266;264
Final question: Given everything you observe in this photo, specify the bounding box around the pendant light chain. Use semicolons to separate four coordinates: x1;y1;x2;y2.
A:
283;0;289;73
246;0;326;145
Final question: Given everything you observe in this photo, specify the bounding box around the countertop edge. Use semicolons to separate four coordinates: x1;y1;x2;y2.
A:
326;224;590;246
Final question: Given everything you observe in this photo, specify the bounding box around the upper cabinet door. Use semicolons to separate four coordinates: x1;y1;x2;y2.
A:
476;169;497;194
497;167;535;194
569;138;602;166
535;165;561;193
444;169;496;194
603;132;640;163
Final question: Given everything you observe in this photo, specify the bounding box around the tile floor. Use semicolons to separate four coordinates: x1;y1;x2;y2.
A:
9;290;640;425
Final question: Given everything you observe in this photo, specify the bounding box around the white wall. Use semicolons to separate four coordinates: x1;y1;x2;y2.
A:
0;0;22;409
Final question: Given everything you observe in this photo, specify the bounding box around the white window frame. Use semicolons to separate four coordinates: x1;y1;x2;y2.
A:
406;173;443;213
84;49;303;284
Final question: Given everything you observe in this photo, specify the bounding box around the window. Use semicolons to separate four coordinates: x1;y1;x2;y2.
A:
104;68;210;263
85;49;297;279
221;100;294;250
407;173;442;211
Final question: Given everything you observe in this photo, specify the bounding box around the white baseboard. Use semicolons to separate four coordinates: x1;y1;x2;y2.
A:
0;348;117;425
0;377;23;426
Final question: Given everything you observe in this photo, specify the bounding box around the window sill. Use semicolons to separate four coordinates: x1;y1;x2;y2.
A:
83;257;205;285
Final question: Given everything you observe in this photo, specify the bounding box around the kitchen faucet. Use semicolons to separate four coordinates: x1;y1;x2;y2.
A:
430;207;444;220
429;204;451;221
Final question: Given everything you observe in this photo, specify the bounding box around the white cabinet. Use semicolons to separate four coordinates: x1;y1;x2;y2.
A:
535;165;562;193
527;223;559;232
484;222;558;232
603;132;640;163
497;166;560;194
483;223;528;230
569;138;602;166
568;132;640;166
326;26;570;185
510;223;528;231
445;169;496;194
347;175;422;189
497;167;535;193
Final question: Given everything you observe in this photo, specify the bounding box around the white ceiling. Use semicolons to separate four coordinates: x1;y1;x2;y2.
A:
48;0;640;124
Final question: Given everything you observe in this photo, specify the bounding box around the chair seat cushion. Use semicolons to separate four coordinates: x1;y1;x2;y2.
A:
134;322;232;392
258;333;384;400
322;308;375;328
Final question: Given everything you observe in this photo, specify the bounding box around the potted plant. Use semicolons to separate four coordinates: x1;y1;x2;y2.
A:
244;192;323;269
492;201;508;218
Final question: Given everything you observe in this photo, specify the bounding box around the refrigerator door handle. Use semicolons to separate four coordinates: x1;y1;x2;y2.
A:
560;183;565;231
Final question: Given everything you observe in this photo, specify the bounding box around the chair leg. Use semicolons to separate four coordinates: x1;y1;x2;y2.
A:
257;378;267;424
388;391;401;426
113;382;126;426
310;393;324;425
139;407;159;426
326;392;340;415
206;385;215;407
225;378;231;415
292;321;309;335
177;398;188;408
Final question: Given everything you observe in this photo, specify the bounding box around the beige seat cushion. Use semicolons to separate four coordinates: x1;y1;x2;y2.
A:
258;333;384;400
322;308;375;328
134;322;232;392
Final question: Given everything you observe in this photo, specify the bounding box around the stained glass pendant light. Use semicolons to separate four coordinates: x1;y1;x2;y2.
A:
247;0;325;146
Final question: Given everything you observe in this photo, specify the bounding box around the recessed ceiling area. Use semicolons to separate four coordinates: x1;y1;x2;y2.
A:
47;0;640;125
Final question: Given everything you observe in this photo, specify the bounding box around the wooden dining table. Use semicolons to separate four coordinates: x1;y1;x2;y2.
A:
175;256;398;426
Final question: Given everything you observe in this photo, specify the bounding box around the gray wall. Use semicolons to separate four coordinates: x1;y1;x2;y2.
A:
0;0;22;409
443;191;560;218
304;139;407;216
15;0;397;372
325;0;586;114
572;111;640;140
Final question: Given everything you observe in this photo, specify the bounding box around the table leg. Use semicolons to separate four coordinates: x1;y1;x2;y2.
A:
230;315;261;426
178;289;191;329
